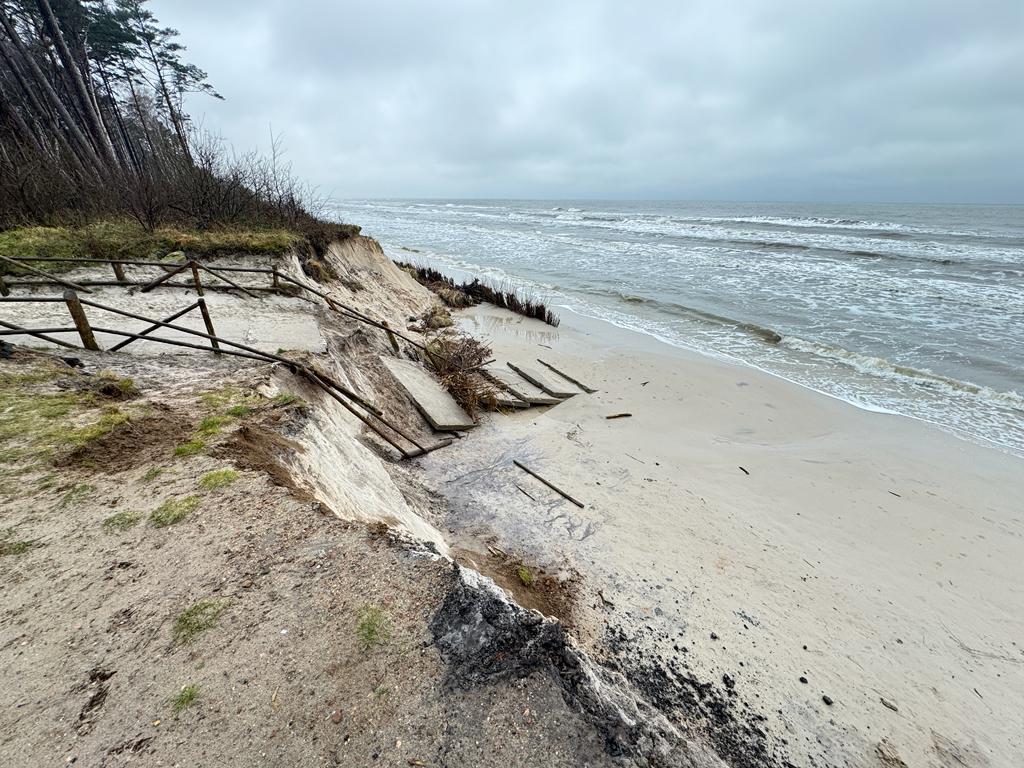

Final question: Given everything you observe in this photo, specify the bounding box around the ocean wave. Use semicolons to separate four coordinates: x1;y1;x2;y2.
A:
781;336;1024;412
604;288;1024;413
606;292;783;343
695;215;917;232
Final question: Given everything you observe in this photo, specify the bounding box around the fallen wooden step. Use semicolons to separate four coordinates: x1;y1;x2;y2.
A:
507;362;578;398
484;367;561;405
537;358;597;393
380;357;476;431
494;389;531;409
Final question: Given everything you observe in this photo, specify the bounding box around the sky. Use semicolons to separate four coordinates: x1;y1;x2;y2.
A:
149;0;1024;204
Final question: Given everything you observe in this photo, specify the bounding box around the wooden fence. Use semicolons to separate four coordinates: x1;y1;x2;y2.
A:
0;254;447;460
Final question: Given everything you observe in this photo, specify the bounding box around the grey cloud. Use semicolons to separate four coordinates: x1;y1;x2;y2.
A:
149;0;1024;202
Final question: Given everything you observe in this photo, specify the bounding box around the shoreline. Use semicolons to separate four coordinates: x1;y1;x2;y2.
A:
379;241;1024;460
420;300;1024;767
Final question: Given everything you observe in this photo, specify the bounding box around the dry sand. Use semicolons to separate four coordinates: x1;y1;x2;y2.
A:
421;303;1024;768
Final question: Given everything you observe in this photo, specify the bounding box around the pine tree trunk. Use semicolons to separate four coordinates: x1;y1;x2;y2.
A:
0;24;103;178
34;0;122;172
141;34;191;159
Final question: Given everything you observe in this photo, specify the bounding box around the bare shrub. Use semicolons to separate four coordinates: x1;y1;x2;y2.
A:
424;333;498;417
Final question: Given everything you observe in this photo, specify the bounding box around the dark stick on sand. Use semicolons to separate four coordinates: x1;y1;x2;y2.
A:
537;358;598;393
513;460;585;508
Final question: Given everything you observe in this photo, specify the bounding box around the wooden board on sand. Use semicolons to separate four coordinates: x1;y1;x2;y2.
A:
380;357;476;431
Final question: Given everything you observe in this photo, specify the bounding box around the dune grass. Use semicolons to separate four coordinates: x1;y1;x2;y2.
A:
172;684;201;712
102;510;142;532
199;469;238;490
172;599;228;645
0;220;300;275
356;605;389;652
150;495;200;527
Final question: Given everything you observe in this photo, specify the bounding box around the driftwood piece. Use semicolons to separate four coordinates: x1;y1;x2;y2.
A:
512;460;585;508
606;413;632;420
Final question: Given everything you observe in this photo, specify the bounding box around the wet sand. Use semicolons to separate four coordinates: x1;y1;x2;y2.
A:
422;303;1024;768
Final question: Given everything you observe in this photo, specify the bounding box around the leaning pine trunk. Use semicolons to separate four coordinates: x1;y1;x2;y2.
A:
34;0;122;173
0;8;107;179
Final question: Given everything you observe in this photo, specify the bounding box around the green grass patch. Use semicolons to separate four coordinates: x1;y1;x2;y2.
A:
173;439;205;458
171;684;201;713
517;566;534;587
95;371;139;399
0;534;37;556
0;364;132;469
71;408;129;445
199;469;238;490
141;467;165;483
199;386;263;414
172;599;228;645
272;393;299;406
150;495;200;527
102;510;142;532
57;482;96;509
195;416;226;437
0;220;300;276
355;604;389;652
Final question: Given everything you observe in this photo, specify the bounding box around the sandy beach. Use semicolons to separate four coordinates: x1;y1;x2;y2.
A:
421;303;1024;768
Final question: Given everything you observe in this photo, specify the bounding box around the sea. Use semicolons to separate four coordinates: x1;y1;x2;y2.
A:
330;199;1024;458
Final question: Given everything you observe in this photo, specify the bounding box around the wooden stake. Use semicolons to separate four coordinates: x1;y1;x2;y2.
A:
0;274;8;296
63;289;99;350
111;261;127;282
512;460;585;508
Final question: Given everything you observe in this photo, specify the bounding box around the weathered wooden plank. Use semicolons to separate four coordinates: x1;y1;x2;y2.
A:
381;357;476;431
507;362;578;398
484;366;560;405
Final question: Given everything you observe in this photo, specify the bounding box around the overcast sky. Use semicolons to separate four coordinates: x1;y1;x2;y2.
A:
149;0;1023;204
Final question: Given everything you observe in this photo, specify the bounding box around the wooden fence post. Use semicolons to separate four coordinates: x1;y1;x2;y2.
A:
382;320;401;356
111;261;127;282
189;262;220;354
0;275;9;296
196;299;221;354
63;289;100;350
189;260;204;296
